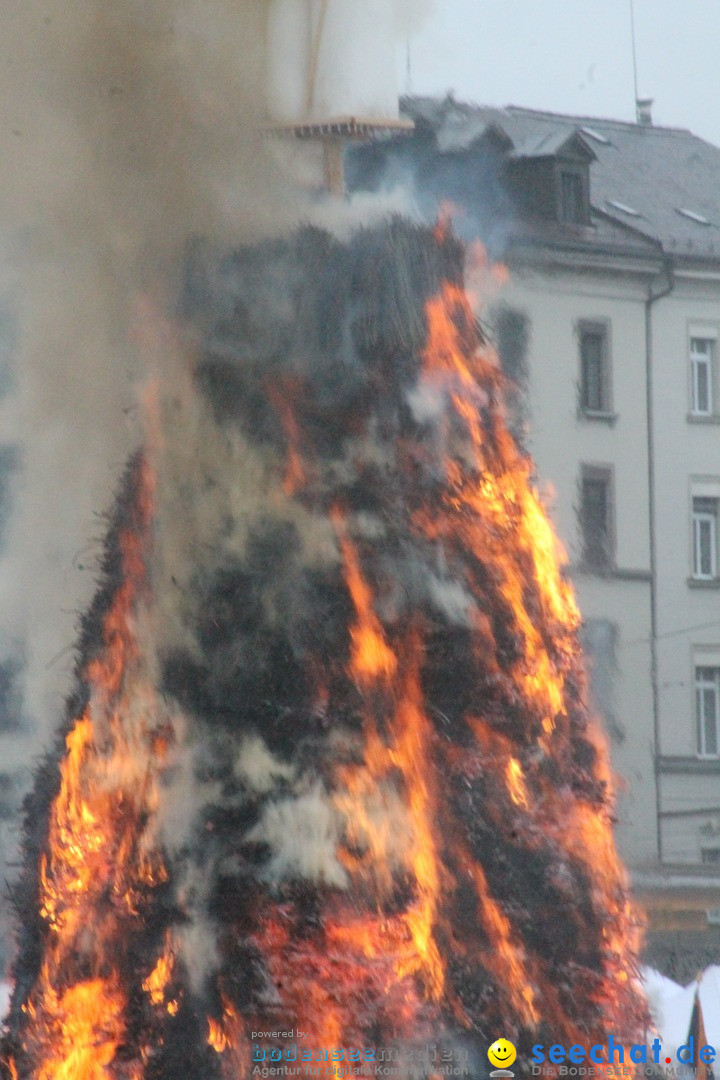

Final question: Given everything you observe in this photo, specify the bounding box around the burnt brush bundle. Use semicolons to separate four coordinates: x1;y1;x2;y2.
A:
2;220;644;1079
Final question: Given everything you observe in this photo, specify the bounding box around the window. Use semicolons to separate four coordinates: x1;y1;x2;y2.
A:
579;466;614;569
0;298;16;398
579;322;611;414
495;307;529;386
702;848;720;865
690;337;715;416
559;170;585;224
693;497;718;579
0;772;19;819
0;446;17;554
696;666;720;757
579;619;623;742
0;655;22;733
494;306;530;444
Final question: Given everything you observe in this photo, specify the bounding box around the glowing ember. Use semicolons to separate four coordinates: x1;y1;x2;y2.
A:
3;222;645;1078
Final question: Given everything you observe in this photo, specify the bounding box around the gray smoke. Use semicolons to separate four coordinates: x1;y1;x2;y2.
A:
0;1;294;974
0;0;437;744
0;1;295;748
0;0;437;976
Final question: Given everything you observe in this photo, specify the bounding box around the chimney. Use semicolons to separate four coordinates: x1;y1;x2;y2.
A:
265;0;413;195
636;97;653;126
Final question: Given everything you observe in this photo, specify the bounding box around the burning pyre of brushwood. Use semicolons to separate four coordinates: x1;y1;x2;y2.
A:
2;220;645;1079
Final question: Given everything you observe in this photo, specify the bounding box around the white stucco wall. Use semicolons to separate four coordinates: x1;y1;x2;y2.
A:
648;275;720;862
499;264;658;865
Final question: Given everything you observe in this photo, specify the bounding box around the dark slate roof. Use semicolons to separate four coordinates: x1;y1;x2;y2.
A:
401;96;720;263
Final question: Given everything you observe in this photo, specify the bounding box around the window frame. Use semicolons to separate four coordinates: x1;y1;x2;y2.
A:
692;496;718;581
690;336;715;417
579;463;615;571
558;167;588;225
577;319;612;417
494;305;530;387
696;665;720;759
579;618;623;742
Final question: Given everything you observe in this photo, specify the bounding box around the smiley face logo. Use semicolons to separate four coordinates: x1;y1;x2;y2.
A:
488;1038;517;1070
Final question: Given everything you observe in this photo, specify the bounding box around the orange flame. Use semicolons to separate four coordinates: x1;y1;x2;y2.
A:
10;249;644;1073
418;279;641;1036
332;508;397;686
206;995;249;1080
142;931;178;1015
333;517;445;1004
419;281;579;741
268;379;308;495
15;459;178;1077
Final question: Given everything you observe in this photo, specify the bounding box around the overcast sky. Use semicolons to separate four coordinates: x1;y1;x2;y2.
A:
405;0;720;146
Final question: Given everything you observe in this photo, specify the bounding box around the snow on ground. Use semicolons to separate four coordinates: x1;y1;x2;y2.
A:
642;965;720;1052
0;981;10;1022
697;966;720;1048
643;968;696;1053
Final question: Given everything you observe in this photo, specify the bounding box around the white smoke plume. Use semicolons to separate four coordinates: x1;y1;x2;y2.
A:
248;784;349;888
0;0;437;746
394;0;436;36
0;1;296;749
0;2;297;973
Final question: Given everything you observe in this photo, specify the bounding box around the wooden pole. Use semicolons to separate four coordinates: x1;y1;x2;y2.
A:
323;137;345;197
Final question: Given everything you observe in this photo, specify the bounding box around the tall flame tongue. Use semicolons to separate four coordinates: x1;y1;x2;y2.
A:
5;457;181;1078
3;222;645;1078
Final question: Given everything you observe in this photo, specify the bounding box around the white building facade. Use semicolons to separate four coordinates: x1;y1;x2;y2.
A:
500;257;658;866
348;98;720;967
651;270;720;865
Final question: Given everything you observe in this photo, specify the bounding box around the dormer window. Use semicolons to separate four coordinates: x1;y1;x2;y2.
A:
505;128;594;227
559;168;587;224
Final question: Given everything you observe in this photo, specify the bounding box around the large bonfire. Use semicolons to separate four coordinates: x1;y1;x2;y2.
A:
2;220;645;1078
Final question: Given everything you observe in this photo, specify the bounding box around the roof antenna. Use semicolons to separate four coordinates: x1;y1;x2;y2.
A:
629;0;653;125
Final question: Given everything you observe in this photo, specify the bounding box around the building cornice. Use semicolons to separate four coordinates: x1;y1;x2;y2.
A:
658;756;720;775
506;243;664;279
632;872;720;903
672;266;720;283
568;565;652;583
506;240;720;281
